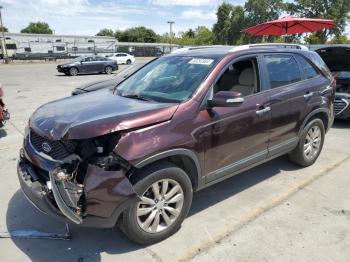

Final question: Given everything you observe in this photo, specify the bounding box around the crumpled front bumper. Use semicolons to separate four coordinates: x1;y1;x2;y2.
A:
17;136;138;228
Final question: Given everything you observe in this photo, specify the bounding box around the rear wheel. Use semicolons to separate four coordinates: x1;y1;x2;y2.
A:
105;66;113;74
289;118;325;167
126;59;132;65
119;162;193;245
69;67;78;76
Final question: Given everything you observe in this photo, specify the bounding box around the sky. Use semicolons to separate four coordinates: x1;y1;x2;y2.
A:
0;0;349;37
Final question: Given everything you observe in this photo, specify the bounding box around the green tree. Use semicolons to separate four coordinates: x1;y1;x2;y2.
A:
116;27;158;43
183;29;195;38
287;0;350;43
194;26;213;45
0;26;8;32
213;2;235;44
327;34;350;44
96;28;114;37
242;0;285;43
21;22;53;34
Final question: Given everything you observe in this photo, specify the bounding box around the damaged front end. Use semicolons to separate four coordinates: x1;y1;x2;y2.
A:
18;128;138;228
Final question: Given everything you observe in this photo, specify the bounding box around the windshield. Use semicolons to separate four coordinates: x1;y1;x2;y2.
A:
117;55;218;103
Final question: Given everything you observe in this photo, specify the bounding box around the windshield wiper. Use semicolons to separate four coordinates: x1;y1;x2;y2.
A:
119;93;155;102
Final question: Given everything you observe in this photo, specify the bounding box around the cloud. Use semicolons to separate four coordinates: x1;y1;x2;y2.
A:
149;0;217;7
180;10;216;20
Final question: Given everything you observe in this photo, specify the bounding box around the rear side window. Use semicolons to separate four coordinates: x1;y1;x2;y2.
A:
295;55;319;79
264;54;301;88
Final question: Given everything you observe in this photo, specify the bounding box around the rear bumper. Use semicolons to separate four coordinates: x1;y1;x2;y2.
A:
17;135;138;228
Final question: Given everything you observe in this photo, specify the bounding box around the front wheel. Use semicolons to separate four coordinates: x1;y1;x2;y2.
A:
120;162;193;245
289;118;325;167
69;67;78;76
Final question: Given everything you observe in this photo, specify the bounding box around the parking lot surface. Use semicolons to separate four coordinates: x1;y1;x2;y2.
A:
0;61;350;262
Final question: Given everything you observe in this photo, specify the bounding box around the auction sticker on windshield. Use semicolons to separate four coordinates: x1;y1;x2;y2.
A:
189;58;214;65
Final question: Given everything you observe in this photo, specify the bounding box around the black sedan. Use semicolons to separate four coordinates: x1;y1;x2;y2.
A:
57;55;118;76
72;62;146;95
316;46;350;121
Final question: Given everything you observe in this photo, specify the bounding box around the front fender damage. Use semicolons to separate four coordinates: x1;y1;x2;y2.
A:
48;135;139;226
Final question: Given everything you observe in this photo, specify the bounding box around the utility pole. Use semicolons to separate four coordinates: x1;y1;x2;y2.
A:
167;21;175;52
0;5;9;64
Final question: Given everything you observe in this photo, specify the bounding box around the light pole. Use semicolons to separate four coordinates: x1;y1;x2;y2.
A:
0;5;9;64
167;21;175;52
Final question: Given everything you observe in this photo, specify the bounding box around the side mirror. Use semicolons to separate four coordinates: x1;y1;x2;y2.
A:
208;91;244;107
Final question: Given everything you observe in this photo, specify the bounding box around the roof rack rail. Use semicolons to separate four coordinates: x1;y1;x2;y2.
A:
229;43;309;52
171;45;227;53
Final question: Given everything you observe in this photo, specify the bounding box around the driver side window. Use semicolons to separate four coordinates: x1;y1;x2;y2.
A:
214;57;260;97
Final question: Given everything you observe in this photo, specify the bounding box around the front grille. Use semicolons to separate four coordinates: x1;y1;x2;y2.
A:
334;98;349;115
30;129;76;160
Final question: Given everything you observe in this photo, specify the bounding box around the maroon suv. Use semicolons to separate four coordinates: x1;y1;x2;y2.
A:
18;46;335;244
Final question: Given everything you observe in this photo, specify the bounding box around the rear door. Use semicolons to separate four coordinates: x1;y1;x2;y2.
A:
94;56;107;72
261;53;325;156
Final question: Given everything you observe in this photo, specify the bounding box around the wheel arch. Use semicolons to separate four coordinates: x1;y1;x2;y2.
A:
299;108;330;136
69;66;79;73
134;149;202;191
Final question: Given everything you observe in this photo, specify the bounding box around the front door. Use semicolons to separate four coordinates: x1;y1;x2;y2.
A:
201;56;271;183
81;57;96;73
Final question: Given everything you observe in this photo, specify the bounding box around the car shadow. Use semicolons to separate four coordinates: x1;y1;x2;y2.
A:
6;155;298;261
0;128;7;138
332;119;350;129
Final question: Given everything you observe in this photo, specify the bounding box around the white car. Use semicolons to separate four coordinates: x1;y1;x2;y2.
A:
106;53;135;65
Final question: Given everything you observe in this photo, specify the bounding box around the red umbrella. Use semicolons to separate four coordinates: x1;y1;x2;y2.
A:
241;16;335;36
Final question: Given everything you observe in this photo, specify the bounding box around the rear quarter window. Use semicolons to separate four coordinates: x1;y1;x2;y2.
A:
295;55;319;79
264;54;301;88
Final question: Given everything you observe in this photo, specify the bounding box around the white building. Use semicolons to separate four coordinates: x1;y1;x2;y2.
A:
1;33;117;58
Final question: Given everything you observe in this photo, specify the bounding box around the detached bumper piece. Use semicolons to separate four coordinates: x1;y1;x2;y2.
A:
49;170;83;224
17;150;138;228
0;108;9;127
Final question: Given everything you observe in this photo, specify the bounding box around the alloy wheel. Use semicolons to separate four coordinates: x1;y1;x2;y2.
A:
70;67;78;76
136;179;184;233
303;125;322;160
105;66;112;74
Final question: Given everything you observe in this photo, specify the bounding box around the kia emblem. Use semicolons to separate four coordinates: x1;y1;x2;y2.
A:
42;142;52;153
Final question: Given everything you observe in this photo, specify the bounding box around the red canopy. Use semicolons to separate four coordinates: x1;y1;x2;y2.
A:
242;16;335;36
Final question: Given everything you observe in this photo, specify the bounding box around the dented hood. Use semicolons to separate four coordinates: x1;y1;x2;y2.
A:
30;88;178;140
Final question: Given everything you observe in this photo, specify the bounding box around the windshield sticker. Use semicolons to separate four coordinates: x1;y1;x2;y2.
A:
189;58;214;65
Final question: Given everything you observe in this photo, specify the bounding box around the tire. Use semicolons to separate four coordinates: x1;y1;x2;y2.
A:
120;162;193;245
69;67;78;76
126;59;132;65
289;118;325;167
105;66;113;74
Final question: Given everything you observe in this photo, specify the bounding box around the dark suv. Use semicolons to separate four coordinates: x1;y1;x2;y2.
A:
18;46;335;244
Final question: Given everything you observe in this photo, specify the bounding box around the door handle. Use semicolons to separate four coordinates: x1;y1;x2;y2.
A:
304;92;314;99
256;106;271;116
